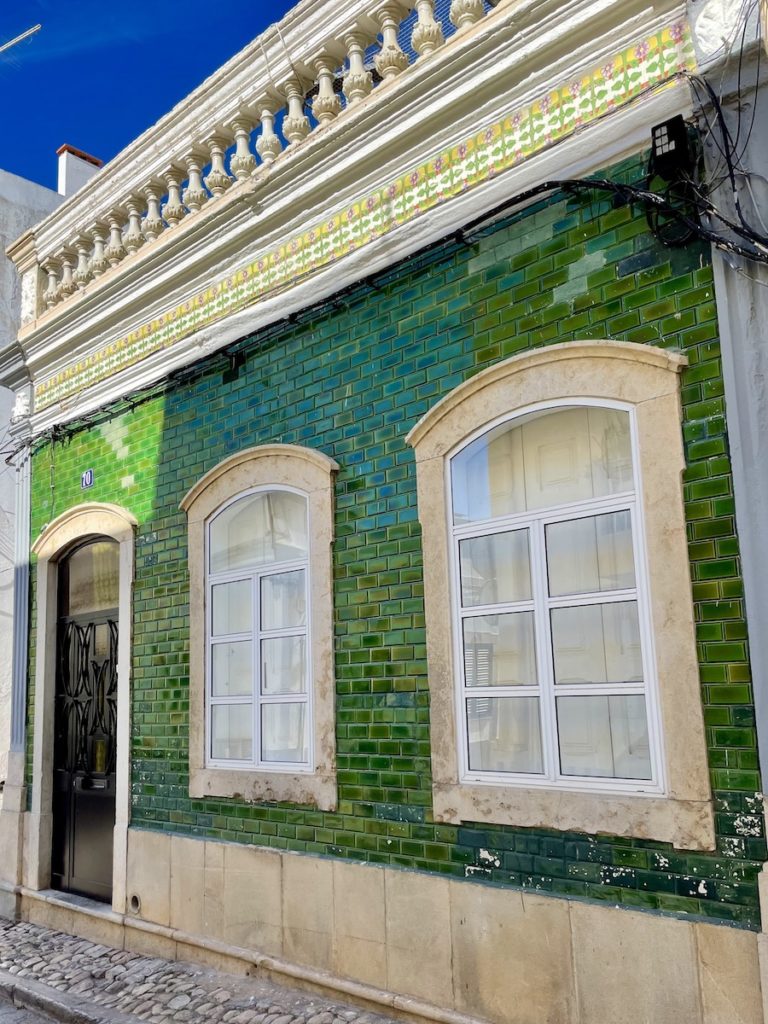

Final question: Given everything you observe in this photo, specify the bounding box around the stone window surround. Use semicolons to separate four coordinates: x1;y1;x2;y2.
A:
181;444;339;810
28;502;137;913
406;340;716;851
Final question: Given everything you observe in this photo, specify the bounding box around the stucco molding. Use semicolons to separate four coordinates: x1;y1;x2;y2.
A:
32;501;138;558
407;340;716;850
182;445;339;810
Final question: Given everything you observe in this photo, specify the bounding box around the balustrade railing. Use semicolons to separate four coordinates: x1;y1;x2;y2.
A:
31;0;492;313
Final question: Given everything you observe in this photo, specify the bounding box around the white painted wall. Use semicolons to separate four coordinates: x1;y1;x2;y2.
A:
0;168;61;787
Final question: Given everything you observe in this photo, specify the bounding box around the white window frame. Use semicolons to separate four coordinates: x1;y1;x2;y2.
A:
447;399;665;795
181;444;339;810
205;485;313;773
406;340;716;849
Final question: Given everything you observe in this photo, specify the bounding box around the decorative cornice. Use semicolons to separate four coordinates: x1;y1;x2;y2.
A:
31;18;695;414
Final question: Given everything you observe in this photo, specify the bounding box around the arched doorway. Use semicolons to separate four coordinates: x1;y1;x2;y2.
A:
51;538;119;902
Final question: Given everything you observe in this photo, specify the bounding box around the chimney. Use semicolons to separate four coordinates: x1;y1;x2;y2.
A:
56;144;103;197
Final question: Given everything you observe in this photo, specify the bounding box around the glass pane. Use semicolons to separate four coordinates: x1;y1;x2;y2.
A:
459;530;531;607
211;580;252;636
211;704;253;761
466;697;543;773
62;540;119;616
557;694;651;779
463;613;536;687
262;703;308;763
261;570;307;630
551;602;642;685
261;636;307;694
210;490;308;573
451;406;632;523
547;511;635;597
211;642;252;697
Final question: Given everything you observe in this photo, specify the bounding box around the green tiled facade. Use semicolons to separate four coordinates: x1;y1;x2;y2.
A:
28;154;766;928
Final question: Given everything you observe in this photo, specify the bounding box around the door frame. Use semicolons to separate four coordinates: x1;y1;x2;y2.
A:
29;503;136;915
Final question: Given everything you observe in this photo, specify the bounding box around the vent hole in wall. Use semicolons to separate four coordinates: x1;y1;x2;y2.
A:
129;893;141;914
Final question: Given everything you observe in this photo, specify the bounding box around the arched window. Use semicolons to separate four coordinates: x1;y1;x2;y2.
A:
182;445;339;809
450;402;658;788
407;341;715;850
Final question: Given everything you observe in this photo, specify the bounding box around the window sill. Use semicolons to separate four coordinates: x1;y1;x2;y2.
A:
189;766;337;810
433;780;715;850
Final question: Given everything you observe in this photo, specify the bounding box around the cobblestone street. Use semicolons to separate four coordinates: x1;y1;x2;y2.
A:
0;920;398;1024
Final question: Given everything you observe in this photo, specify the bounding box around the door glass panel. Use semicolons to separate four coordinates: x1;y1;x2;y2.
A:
459;530;531;607
210;490;308;572
261;570;307;629
463;612;536;687
551;601;643;684
262;703;308;763
211;642;252;697
466;697;543;773
546;510;635;597
211;704;253;760
557;694;651;779
452;407;632;523
261;636;307;694
211;580;252;636
62;540;119;616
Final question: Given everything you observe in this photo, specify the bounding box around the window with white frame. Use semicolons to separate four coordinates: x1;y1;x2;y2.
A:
206;487;312;770
449;402;661;791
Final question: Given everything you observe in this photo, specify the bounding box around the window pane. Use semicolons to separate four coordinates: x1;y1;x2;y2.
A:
261;636;307;694
261;570;307;630
211;704;253;761
459;530;531;607
557;694;651;779
451;406;632;523
210;490;308;573
211;642;252;697
211;580;252;636
62;540;120;616
262;703;308;763
546;511;635;597
466;697;543;773
463;613;536;687
551;602;642;685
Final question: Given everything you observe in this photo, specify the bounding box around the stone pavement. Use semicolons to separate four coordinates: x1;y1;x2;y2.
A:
0;919;399;1024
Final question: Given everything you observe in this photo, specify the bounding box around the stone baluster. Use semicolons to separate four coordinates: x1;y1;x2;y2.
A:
42;257;61;308
183;151;209;212
229;119;256;180
162;167;187;226
255;105;283;164
449;0;485;30
412;0;444;56
58;249;77;298
204;135;233;197
375;4;409;81
343;32;373;106
73;236;93;290
105;212;127;267
142;182;165;241
123;195;146;254
282;78;311;145
89;223;110;277
312;56;342;126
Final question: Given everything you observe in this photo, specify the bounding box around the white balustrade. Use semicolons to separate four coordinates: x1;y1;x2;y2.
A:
376;4;409;80
255;106;283;164
204;136;234;196
24;0;495;321
412;0;445;55
283;78;312;144
449;0;484;30
229;119;256;180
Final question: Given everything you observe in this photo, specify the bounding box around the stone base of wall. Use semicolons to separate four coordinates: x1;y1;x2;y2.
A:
8;829;764;1024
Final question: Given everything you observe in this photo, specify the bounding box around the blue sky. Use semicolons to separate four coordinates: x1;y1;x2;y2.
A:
0;1;293;190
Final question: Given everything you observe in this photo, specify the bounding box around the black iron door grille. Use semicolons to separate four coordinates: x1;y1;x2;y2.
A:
52;613;118;902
